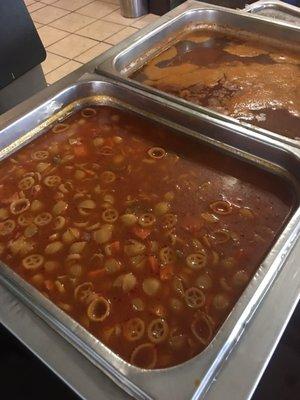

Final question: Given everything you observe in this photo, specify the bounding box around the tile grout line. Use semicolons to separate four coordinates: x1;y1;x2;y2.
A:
45;58;83;81
38;0;108;14
73;12;126;41
46;11;133;44
75;0;120;16
44;58;71;76
74;8;120;21
43;24;138;70
32;8;128;37
44;32;100;58
27;2;48;13
27;2;133;82
30;6;146;37
33;10;72;26
100;11;144;29
74;8;146;29
44;31;99;60
70;8;139;42
72;41;110;62
26;2;151;82
41;29;73;50
102;25;140;46
39;17;120;66
39;0;95;12
50;7;121;35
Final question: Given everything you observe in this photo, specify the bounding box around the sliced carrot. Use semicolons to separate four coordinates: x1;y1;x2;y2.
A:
160;264;174;281
87;268;106;281
131;225;151;240
44;280;54;291
147;255;159;274
74;145;88;157
84;168;95;176
109;241;121;255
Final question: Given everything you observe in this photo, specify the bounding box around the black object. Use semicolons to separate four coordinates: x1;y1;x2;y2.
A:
0;323;80;400
149;0;249;14
0;0;47;114
0;0;46;90
149;0;186;15
195;0;247;8
253;302;300;400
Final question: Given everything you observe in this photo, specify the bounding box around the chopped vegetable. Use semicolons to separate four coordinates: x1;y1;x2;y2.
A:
160;264;174;281
131;225;151;240
74;145;88;157
87;268;106;281
147;255;159;274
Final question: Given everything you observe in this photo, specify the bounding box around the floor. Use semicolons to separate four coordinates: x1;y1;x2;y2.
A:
24;0;159;85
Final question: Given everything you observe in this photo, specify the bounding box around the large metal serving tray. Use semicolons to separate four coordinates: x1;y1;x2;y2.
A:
0;76;300;400
244;0;300;26
96;0;300;148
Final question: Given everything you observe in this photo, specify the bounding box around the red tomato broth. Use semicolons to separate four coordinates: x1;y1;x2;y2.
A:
0;105;295;369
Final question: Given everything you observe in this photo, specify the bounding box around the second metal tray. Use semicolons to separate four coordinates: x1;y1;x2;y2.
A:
244;0;300;26
0;75;300;400
96;0;300;148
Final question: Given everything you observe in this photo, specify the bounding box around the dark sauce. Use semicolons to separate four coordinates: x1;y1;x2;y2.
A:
132;29;300;139
157;36;275;68
239;108;300;139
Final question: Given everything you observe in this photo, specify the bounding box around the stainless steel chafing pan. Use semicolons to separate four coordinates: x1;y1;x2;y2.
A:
0;76;300;400
95;0;300;148
244;0;300;25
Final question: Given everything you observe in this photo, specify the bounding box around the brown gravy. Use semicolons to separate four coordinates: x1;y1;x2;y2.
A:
132;29;300;139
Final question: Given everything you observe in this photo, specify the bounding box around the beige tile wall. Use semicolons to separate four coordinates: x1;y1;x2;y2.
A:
25;0;159;84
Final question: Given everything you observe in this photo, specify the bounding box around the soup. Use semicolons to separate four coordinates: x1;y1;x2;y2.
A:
132;28;300;139
0;105;294;368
